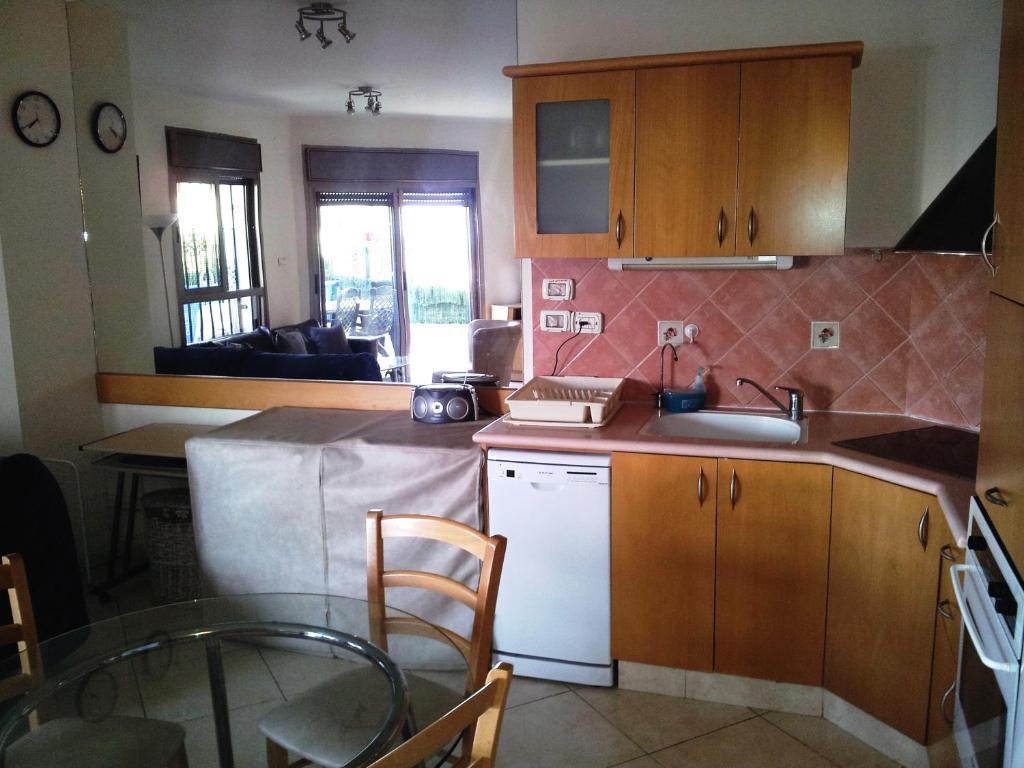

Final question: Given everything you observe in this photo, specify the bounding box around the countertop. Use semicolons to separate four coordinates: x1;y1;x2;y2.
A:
473;404;975;546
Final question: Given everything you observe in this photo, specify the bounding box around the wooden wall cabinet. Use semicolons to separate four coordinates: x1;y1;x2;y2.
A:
975;293;1024;568
636;57;851;257
714;459;832;686
507;43;860;259
511;71;635;259
824;469;944;743
611;452;716;670
993;0;1024;304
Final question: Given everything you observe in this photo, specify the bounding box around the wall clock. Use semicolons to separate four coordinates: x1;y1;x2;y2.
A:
92;102;127;153
11;90;61;147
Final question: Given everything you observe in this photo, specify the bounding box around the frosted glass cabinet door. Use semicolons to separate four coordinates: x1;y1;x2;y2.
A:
512;71;635;259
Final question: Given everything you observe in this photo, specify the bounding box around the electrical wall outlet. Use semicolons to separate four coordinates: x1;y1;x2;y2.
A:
539;310;571;332
658;321;684;346
541;278;574;301
811;321;840;349
572;311;602;334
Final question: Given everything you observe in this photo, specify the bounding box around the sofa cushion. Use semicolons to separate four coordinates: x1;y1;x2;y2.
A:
154;346;250;376
242;352;382;382
308;324;351;355
217;327;275;351
273;330;309;354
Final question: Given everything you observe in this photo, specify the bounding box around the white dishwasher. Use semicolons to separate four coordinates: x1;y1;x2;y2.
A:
486;449;612;686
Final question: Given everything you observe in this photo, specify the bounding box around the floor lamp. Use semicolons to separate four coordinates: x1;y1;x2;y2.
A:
143;214;178;346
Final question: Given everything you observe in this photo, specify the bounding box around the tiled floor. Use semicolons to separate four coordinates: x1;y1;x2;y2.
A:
85;577;900;768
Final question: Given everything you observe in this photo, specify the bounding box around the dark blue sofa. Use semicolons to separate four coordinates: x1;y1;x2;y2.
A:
153;320;383;382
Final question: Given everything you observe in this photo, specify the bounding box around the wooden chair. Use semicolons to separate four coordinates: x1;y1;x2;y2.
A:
0;553;189;768
260;512;507;768
366;662;513;768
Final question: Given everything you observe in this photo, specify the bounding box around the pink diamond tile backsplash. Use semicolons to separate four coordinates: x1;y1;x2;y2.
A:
531;250;990;428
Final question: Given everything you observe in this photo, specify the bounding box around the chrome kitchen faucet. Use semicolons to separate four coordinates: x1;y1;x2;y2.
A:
735;378;804;421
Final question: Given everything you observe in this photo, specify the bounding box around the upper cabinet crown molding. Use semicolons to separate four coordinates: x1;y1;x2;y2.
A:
508;41;862;260
503;41;863;78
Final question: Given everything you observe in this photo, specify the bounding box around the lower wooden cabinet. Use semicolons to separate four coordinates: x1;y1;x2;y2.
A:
927;542;962;746
715;459;832;686
824;469;944;743
611;452;716;670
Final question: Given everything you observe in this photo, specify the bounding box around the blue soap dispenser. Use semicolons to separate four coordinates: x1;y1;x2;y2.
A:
664;367;708;413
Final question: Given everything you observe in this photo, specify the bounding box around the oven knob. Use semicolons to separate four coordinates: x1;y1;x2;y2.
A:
988;581;1012;599
994;598;1016;617
967;535;988;551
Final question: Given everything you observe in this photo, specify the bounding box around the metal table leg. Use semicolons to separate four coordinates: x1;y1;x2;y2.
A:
206;637;235;768
105;471;127;582
122;473;141;568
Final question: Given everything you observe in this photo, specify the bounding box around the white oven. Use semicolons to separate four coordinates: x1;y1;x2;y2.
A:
952;498;1024;768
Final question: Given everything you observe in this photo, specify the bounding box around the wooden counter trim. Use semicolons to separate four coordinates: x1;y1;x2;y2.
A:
502;41;863;78
95;373;513;414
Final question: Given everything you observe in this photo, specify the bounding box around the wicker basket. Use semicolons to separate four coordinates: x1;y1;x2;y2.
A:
142;487;199;604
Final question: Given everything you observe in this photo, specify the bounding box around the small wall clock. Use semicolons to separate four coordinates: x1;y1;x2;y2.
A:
11;90;61;147
92;102;127;153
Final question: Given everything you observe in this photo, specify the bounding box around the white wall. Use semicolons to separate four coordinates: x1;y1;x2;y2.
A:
288;114;517;318
516;0;1003;247
0;232;24;454
68;0;154;373
131;91;304;332
0;0;104;459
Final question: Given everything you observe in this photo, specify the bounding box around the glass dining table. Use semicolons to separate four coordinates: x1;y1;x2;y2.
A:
0;594;469;768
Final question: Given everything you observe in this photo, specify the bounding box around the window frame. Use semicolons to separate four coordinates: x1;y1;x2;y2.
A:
168;166;268;345
306;179;484;358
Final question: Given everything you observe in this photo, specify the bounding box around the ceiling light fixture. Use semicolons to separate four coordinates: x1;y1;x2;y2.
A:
294;3;355;49
346;86;382;116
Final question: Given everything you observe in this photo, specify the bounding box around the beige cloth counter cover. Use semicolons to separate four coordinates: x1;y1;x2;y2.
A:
185;407;487;635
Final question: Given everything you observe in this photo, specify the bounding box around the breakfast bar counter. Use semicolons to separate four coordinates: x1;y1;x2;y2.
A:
473;403;976;544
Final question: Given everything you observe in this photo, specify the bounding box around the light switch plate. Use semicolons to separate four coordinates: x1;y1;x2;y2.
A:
542;278;574;301
811;321;840;349
540;310;571;332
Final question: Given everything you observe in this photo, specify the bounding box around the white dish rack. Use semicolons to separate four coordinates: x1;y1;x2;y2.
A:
504;376;624;427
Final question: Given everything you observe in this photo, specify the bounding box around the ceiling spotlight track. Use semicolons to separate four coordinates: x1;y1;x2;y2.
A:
295;3;355;49
346;86;382;115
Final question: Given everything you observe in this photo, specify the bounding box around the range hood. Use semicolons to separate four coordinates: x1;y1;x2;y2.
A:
608;255;793;271
894;129;996;255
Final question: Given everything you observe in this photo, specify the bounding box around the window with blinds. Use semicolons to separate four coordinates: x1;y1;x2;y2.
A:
167;127;266;345
303;147;483;382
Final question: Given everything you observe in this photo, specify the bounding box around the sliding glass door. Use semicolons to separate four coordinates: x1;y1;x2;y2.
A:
312;183;481;382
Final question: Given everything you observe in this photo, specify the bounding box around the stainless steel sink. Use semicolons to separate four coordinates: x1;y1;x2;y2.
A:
641;410;806;444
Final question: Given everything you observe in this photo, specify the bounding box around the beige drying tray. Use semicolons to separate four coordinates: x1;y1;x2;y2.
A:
504;376;625;427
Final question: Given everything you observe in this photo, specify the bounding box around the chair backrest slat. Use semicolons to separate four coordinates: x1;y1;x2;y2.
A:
366;663;512;768
0;554;41;708
366;511;506;690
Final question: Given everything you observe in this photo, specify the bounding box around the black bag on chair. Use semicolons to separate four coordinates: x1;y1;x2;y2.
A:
0;454;89;661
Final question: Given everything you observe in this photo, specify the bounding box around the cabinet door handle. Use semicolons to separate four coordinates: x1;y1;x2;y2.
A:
981;214;1000;278
615;211;624;248
940;544;956;561
917;507;929;550
938;599;954;621
746;207;757;245
697;467;706;505
716;208;726;247
940;681;956;724
729;469;737;508
985;487;1009;507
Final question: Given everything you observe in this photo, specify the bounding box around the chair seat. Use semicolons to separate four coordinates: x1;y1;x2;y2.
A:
259;667;464;768
5;716;185;768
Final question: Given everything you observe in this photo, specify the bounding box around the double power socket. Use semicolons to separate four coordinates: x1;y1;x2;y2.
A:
539;310;603;334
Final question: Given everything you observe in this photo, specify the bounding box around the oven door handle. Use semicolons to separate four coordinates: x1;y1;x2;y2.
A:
950;564;1018;673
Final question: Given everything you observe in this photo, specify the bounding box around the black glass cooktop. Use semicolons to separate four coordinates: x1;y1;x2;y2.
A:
833;425;979;480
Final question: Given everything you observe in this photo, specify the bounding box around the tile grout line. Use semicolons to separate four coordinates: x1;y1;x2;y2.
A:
566;687;648;759
755;711;851;768
504;686;571;711
641;710;762;759
256;647;288;702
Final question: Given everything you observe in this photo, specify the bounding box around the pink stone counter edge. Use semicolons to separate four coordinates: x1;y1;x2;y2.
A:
473;403;974;546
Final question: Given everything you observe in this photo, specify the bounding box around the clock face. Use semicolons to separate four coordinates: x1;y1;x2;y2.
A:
12;91;60;147
93;102;127;153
